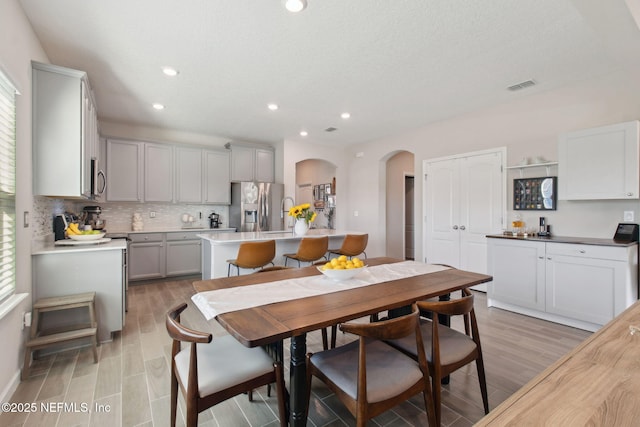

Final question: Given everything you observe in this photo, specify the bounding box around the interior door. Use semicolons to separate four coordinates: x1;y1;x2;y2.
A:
424;158;459;267
424;150;504;279
458;152;504;273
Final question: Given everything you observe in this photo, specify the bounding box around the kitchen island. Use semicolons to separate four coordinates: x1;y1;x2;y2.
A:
198;229;361;279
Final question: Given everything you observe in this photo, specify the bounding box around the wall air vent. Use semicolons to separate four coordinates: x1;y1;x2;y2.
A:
325;127;337;132
507;80;536;91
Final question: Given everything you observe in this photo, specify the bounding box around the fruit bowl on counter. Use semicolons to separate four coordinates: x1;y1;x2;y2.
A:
68;232;106;241
317;256;366;281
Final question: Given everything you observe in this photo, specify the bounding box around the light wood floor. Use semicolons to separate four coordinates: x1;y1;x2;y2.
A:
2;277;592;427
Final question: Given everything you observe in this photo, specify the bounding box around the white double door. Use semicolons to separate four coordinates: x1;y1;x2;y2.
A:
423;150;505;288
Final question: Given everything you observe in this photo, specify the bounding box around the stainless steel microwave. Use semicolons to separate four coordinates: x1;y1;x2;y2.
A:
90;158;106;199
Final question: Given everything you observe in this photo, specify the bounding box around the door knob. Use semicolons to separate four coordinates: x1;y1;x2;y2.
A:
452;225;458;230
459;225;466;230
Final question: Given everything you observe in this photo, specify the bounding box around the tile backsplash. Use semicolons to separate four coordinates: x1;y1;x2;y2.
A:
33;196;230;236
98;203;230;232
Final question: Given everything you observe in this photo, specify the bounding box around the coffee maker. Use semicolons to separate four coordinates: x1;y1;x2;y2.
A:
208;212;220;229
82;205;105;230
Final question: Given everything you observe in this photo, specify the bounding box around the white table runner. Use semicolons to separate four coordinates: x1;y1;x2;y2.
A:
192;261;449;320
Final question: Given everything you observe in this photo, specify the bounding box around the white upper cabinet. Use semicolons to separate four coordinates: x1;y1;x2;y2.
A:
229;144;255;182
106;139;143;202
175;146;203;203
227;143;275;182
255;148;275;183
144;143;173;202
203;150;230;204
558;120;639;200
32;61;99;199
108;139;231;204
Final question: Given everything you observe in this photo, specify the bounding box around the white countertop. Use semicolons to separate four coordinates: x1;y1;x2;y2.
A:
32;238;127;255
197;229;358;244
107;227;236;235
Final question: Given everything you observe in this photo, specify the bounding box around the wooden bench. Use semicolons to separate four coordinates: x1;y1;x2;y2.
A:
22;292;99;380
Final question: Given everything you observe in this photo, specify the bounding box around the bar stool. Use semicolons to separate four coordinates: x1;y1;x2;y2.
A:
283;236;329;267
226;240;276;276
328;233;368;259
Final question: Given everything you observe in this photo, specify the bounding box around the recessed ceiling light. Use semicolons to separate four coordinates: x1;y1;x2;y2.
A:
285;0;307;13
152;103;165;110
300;131;308;137
162;67;179;77
341;112;351;119
268;103;279;111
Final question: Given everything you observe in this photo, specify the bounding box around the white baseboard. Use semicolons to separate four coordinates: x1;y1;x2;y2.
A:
0;369;21;404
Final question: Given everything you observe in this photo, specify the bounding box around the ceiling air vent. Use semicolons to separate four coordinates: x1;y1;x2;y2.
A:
507;80;536;91
325;127;337;132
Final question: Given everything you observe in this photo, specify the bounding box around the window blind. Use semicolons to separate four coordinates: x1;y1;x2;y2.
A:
0;70;16;305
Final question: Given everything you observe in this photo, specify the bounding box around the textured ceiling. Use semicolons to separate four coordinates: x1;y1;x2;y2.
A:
18;0;640;146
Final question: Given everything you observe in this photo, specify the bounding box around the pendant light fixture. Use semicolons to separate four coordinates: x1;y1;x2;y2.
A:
285;0;307;13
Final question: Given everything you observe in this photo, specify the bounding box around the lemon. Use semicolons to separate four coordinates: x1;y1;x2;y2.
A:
338;255;348;262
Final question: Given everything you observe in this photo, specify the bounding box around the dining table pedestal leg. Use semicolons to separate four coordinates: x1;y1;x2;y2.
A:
289;333;307;426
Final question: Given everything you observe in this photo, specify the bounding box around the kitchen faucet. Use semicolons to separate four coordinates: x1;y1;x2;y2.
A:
280;196;295;230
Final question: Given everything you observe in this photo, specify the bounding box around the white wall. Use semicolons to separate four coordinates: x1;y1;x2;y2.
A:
0;0;49;401
346;67;640;261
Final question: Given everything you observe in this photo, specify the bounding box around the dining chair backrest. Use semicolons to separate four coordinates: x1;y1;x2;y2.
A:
166;302;287;427
403;288;488;426
306;303;436;426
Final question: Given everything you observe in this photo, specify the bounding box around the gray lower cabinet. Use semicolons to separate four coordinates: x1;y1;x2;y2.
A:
166;232;202;276
129;231;204;281
128;233;165;281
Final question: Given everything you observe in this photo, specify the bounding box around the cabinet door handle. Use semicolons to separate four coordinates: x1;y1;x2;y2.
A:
459;225;466;230
452;225;459;230
627;192;633;197
547;257;552;260
538;256;544;259
579;250;586;253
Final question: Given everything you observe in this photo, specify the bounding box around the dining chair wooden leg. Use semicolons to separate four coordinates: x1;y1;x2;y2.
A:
321;325;338;350
330;325;337;349
321;328;329;350
170;367;178;427
274;362;288;427
477;355;490;414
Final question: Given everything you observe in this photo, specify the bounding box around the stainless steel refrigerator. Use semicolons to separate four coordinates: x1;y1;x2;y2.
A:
230;182;285;232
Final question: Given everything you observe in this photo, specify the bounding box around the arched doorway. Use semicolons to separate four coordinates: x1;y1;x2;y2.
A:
295;159;337;229
385;151;415;259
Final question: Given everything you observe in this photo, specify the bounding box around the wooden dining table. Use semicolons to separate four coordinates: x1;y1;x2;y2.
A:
192;256;492;426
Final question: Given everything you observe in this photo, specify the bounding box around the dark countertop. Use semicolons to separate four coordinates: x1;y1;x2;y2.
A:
486;233;638;247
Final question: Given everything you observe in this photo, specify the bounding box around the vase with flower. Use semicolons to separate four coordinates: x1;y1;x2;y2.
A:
288;203;317;236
